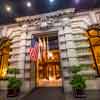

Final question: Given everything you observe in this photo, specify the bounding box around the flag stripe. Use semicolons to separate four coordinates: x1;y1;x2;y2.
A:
29;37;39;62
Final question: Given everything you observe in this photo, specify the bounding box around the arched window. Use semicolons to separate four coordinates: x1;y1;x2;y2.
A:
86;24;100;76
0;37;11;79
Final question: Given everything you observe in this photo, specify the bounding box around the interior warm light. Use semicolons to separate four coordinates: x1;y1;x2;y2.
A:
48;51;53;59
2;68;7;77
89;29;98;36
49;76;55;80
0;68;7;78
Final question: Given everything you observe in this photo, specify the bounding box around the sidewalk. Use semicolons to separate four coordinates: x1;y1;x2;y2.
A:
0;90;6;100
1;89;100;100
22;87;65;100
21;89;100;100
0;90;26;100
65;90;100;100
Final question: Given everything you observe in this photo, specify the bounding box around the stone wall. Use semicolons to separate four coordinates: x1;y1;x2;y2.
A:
0;8;100;92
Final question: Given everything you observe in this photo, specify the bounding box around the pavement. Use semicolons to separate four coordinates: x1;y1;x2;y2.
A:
22;87;65;100
0;90;25;100
0;90;6;100
21;88;100;100
0;88;100;100
65;90;100;100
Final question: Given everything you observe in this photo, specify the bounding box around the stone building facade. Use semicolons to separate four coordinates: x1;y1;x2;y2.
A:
0;8;100;92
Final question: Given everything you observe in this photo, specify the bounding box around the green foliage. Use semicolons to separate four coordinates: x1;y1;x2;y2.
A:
8;77;22;89
71;64;87;74
7;68;19;74
7;68;22;90
70;64;87;90
71;65;82;73
70;74;86;90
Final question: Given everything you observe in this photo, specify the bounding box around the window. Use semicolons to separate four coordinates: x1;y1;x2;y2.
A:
86;24;100;75
0;38;10;79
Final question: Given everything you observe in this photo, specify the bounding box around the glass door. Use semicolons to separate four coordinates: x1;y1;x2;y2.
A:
36;34;62;87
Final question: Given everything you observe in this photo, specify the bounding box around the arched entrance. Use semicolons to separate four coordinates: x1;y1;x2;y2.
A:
0;37;11;79
86;24;100;76
32;32;62;87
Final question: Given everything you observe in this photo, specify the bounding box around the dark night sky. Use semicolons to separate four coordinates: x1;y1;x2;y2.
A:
0;0;100;25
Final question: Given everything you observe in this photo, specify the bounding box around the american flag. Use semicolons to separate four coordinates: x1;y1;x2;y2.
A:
29;37;39;62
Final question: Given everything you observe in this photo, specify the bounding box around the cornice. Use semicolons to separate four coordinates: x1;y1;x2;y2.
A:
16;8;74;30
16;8;75;23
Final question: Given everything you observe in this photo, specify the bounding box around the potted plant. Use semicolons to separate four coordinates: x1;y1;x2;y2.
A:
70;64;87;98
7;68;19;75
7;68;22;97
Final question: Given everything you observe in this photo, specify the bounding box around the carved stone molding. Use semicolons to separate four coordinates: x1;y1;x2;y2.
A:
16;8;74;30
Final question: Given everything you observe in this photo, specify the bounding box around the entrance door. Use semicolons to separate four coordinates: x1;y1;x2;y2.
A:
36;34;62;87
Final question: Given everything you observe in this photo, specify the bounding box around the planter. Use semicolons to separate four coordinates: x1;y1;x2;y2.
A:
70;65;87;98
72;88;86;98
7;88;20;97
7;68;22;97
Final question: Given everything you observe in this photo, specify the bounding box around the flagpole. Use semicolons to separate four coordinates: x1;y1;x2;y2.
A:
35;50;39;87
42;37;45;79
36;37;40;87
35;60;38;87
43;37;47;79
30;35;35;88
47;36;49;79
31;35;37;88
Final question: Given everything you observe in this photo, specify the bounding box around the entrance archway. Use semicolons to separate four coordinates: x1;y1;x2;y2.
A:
32;32;62;87
0;37;11;79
